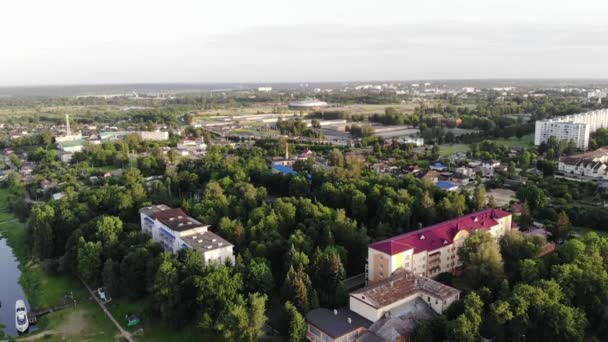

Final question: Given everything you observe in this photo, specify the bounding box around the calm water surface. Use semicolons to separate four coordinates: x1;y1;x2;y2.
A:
0;236;32;337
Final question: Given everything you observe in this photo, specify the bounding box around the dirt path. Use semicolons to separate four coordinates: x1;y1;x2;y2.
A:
81;279;134;342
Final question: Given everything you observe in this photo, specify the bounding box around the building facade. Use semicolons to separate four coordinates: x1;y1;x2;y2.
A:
350;269;460;322
306;269;461;342
534;109;608;149
367;209;512;282
139;205;234;264
558;147;608;180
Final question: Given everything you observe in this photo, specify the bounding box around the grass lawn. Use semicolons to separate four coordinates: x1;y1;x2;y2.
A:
194;101;434;118
0;188;119;341
492;134;534;148
438;144;470;157
107;298;222;342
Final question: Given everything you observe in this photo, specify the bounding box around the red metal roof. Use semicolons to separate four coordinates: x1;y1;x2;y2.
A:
369;209;511;255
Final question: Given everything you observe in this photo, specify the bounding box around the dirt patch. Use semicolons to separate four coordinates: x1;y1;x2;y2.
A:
487;188;517;207
56;309;89;336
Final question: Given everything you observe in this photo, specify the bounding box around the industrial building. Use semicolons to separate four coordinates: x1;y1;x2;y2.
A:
139;205;234;264
534;109;608;149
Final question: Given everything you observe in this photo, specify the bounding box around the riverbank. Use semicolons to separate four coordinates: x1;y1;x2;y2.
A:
0;188;119;341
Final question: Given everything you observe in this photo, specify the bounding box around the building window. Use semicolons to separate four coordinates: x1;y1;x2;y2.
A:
379;271;384;277
309;325;321;337
322;334;333;342
427;296;430;302
379;264;383;270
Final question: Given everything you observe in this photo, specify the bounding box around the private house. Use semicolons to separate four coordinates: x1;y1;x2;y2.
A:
421;170;441;183
504;176;528;187
429;162;447;171
271;164;297;175
558;147;608;180
139;205;234;264
455;166;475;178
367;209;512;281
435;181;458;192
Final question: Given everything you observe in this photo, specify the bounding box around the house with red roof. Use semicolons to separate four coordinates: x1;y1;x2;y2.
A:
367;209;512;282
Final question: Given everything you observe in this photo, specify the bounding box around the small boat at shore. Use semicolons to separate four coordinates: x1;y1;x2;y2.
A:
15;299;29;333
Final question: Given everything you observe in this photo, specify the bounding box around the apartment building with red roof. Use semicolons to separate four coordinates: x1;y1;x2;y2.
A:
367;209;512;282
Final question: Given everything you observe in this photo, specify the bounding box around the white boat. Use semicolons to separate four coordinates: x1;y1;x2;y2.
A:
15;299;29;333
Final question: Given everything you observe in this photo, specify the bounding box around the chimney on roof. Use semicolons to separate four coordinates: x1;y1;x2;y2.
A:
333;309;338;316
347;317;352;324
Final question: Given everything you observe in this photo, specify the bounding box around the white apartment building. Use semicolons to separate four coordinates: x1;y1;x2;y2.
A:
139;205;234;264
534;109;608;149
367;209;512;282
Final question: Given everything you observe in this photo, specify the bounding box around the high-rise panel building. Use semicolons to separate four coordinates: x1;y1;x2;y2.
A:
534;109;608;150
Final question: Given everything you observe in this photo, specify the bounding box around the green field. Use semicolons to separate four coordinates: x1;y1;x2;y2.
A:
438;144;470;157
106;299;220;342
0;188;119;341
194;101;429;118
438;134;535;157
491;134;535;148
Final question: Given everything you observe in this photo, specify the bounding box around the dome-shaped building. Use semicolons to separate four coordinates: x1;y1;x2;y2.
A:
288;98;329;110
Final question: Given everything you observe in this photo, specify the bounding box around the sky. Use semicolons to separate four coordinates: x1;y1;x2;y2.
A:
1;0;608;86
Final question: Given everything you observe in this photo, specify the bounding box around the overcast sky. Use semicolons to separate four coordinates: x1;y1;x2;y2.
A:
1;0;608;86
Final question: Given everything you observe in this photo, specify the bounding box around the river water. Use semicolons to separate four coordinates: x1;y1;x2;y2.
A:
0;236;31;337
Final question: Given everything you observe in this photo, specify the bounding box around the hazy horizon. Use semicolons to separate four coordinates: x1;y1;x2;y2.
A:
2;0;608;86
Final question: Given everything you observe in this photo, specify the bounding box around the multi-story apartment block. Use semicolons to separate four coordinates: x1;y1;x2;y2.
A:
367;209;512;282
139;205;234;264
534;109;608;150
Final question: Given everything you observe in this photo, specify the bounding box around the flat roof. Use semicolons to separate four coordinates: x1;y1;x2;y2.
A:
181;231;233;253
350;269;460;309
306;307;372;339
153;208;204;232
139;204;172;217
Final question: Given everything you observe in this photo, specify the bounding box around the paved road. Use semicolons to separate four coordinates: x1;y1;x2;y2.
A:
81;279;134;342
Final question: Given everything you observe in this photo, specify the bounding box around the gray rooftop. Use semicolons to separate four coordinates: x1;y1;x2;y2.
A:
139;204;171;217
181;231;233;252
306;307;372;339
